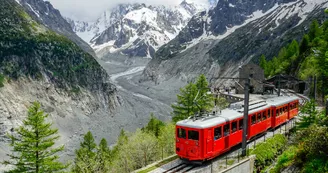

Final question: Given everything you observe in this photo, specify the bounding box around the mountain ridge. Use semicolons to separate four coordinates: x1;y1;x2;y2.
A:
142;0;328;86
67;1;211;58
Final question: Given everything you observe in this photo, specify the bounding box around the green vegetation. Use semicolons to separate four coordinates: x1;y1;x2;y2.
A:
142;113;165;137
250;134;287;171
0;0;105;90
72;131;111;172
270;146;298;173
2;102;68;172
0;73;5;87
260;9;328;98
172;74;226;122
270;101;328;173
71;115;176;173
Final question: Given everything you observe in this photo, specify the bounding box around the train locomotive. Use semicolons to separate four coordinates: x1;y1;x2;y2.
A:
175;96;299;161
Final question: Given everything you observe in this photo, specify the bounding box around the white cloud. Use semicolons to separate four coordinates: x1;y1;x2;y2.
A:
47;0;209;22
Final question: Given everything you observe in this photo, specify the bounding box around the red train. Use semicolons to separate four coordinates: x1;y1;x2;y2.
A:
175;96;299;161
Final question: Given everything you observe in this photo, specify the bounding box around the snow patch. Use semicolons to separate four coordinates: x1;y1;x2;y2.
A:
26;3;40;18
181;3;280;53
110;66;145;81
124;8;157;25
229;3;236;8
133;93;153;100
15;0;21;5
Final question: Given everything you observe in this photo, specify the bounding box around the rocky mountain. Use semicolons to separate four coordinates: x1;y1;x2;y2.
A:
67;1;210;58
16;0;96;56
142;0;328;86
0;0;120;166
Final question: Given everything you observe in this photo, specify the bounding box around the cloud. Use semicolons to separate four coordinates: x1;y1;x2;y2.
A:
47;0;208;21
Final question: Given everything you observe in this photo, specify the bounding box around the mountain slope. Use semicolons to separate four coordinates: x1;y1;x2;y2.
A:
142;0;328;86
0;0;120;165
16;0;96;57
67;1;209;58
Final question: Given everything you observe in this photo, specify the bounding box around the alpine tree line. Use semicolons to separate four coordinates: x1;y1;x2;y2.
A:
1;74;227;172
260;9;328;100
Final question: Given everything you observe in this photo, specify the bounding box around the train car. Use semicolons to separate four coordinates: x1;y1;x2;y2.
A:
176;96;299;162
268;97;299;128
288;100;299;119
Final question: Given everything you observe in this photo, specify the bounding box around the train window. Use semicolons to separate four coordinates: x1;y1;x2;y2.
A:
232;121;237;133
251;115;256;125
188;130;199;140
214;127;222;140
280;108;283;114
257;113;261;123
224;124;230;136
268;110;271;118
276;110;279;116
178;128;186;139
262;112;267;120
239;119;243;130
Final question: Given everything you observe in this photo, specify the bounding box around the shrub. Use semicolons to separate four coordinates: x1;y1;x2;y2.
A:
251;134;287;169
271;146;298;173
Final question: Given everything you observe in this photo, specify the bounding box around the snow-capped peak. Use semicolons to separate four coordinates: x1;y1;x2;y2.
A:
67;1;211;58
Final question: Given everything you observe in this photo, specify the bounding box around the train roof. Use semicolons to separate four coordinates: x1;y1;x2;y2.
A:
176;96;299;129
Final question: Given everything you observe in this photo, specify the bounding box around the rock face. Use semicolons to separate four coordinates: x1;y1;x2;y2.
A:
0;0;119;165
16;0;96;57
142;0;328;86
67;1;210;58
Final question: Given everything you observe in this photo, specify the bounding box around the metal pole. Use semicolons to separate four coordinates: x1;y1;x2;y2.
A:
242;77;250;156
314;76;317;100
285;123;287;135
326;99;328;116
278;75;281;97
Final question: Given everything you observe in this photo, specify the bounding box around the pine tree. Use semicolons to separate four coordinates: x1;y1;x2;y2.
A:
195;74;214;112
286;40;300;61
171;82;198;122
260;55;267;70
2;102;68;173
309;20;322;41
111;129;128;159
95;138;111;173
299;34;310;54
72;131;97;173
143;113;165;137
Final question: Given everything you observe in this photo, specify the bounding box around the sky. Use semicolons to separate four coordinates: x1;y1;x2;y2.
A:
47;0;209;22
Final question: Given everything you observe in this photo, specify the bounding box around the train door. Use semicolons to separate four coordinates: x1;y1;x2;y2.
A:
207;129;213;154
223;123;230;150
176;127;187;157
272;107;276;127
213;126;224;154
187;129;200;158
229;120;241;147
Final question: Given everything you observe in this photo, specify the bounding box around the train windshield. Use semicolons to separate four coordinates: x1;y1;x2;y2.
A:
188;130;199;140
177;128;186;139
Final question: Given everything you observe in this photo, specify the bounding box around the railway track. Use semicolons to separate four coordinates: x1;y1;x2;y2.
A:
162;163;197;173
282;89;309;106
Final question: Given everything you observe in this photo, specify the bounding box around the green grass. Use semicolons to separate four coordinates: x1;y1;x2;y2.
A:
0;74;5;87
227;159;235;165
137;155;178;173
